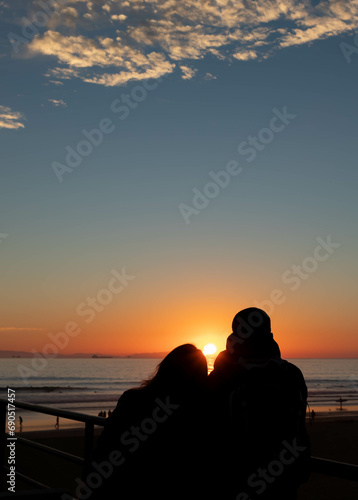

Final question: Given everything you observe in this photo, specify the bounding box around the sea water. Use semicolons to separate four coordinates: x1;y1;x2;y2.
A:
0;358;357;431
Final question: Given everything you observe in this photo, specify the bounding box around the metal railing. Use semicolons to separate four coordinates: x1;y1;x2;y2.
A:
310;456;358;482
0;398;106;495
1;399;358;497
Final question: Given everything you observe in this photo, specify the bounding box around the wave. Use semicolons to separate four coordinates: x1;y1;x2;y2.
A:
0;386;90;392
6;377;141;382
1;380;142;391
18;394;121;406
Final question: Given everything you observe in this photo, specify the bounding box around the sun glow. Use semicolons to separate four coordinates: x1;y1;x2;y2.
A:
203;343;217;356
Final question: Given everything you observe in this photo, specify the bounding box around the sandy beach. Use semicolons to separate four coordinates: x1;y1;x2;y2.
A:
299;414;358;500
8;412;357;499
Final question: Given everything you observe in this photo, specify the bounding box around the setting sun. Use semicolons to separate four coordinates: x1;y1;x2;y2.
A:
203;343;217;356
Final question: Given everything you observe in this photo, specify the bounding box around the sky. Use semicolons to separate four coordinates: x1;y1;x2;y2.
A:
0;0;358;358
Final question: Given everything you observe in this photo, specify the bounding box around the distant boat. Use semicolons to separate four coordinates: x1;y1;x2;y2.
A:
92;354;113;359
335;397;347;411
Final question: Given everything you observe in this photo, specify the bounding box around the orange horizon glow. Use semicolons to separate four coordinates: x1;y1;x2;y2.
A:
1;317;358;359
1;280;358;359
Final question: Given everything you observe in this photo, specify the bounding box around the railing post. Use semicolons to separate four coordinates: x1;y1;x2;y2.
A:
84;422;94;466
0;400;7;492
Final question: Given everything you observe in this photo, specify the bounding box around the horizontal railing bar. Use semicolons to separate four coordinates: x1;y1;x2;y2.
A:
0;398;106;426
2;400;357;485
2;465;49;489
311;456;358;481
6;434;84;466
0;489;76;499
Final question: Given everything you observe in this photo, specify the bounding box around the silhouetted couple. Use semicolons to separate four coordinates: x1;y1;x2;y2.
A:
83;308;310;500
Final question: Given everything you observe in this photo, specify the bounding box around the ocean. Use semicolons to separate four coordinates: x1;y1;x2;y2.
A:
1;358;357;431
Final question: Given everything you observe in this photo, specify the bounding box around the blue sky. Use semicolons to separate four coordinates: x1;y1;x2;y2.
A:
0;1;358;356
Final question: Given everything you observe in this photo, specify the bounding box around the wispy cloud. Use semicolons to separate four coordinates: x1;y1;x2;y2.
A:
21;0;358;87
233;50;259;61
180;65;197;80
204;73;217;81
0;327;44;331
0;105;25;130
48;98;67;107
49;80;64;86
29;30;175;86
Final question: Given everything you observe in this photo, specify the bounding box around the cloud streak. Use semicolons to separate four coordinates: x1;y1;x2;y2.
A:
48;98;67;107
0;327;44;331
0;105;25;129
18;0;358;86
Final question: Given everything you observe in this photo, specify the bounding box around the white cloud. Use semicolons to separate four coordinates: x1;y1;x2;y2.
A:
233;50;258;61
49;80;64;85
61;6;79;18
82;52;175;86
0;105;25;130
30;30;175;86
180;65;197;79
111;14;127;21
45;66;81;80
23;0;358;87
48;98;67;107
280;17;351;48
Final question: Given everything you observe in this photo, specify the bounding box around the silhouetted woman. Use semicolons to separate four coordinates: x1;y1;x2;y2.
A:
83;344;207;500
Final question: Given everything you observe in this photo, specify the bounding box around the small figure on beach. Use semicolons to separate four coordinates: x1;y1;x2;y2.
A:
108;409;112;417
336;396;347;411
311;409;316;423
55;416;59;429
19;416;23;431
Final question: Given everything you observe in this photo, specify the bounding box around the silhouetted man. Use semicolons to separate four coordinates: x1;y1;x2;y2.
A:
209;308;310;500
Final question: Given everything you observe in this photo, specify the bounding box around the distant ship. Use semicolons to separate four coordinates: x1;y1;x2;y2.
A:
92;354;113;359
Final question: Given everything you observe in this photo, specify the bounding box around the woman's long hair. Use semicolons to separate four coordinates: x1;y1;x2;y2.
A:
139;344;207;396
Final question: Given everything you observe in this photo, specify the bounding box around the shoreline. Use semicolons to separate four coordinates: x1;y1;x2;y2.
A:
18;412;358;433
13;409;358;434
20;426;104;439
10;415;358;499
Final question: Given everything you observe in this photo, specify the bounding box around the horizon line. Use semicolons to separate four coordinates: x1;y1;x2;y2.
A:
0;350;357;360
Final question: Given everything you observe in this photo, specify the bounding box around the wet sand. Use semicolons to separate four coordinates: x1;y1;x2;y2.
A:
298;415;358;500
9;415;358;499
